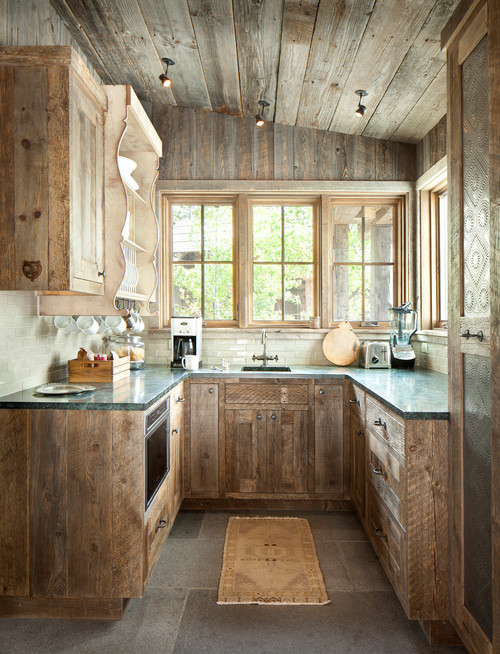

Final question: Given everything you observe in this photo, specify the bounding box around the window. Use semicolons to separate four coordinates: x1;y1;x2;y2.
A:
170;202;235;323
163;192;405;328
251;203;315;323
332;204;396;324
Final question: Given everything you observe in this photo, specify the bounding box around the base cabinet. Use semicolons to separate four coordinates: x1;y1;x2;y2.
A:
187;381;220;496
0;388;184;620
314;382;347;497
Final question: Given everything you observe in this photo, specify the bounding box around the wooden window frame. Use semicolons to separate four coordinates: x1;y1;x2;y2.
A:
160;190;408;329
417;162;447;330
328;195;404;328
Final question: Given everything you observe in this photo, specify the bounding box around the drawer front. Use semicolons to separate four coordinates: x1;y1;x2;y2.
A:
171;384;186;421
145;480;171;580
225;383;308;405
366;489;405;596
365;396;405;459
349;384;365;419
368;433;403;525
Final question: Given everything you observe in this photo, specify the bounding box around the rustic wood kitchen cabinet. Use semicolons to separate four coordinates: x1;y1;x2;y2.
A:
361;392;450;627
349;384;366;521
0;46;106;294
0;387;182;620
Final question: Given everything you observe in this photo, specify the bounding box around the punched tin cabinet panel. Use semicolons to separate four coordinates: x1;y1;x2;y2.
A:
224;383;308;405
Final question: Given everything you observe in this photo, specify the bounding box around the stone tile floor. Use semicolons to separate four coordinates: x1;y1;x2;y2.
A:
0;510;467;654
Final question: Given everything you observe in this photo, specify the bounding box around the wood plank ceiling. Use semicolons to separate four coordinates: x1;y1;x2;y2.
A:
49;0;460;144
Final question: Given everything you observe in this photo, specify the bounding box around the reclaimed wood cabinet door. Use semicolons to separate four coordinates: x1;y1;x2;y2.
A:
225;408;308;496
188;382;219;495
350;412;366;521
314;383;345;496
444;2;500;652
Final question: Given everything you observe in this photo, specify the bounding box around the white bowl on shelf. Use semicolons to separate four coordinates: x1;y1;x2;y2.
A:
118;156;139;191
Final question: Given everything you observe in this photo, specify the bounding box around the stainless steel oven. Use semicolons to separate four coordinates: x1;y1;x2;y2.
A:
145;396;170;509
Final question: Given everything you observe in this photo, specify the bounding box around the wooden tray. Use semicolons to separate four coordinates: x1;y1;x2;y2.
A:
68;356;130;383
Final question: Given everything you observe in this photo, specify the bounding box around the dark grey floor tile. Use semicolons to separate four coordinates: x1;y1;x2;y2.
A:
314;540;354;592
338;540;393;591
297;511;369;542
0;588;187;654
198;511;231;540
149;540;224;589
169;510;206;540
173;589;466;654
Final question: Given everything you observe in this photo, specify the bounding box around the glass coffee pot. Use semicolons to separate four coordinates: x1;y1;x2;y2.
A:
389;302;418;368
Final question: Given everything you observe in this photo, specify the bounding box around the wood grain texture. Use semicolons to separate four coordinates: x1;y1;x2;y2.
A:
111;410;144;598
267;410;308;494
153;104;416;182
225;409;267;494
313;382;344;496
350;411;366;522
67;411;112;598
0;410;28;596
0;66;15;287
29;410;68;597
0;596;126;620
416;115;447;179
189;381;219;494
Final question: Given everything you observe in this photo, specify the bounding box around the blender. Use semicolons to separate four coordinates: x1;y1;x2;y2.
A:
389;302;418;368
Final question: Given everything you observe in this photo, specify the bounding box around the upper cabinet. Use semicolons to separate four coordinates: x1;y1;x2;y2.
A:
0;46;106;294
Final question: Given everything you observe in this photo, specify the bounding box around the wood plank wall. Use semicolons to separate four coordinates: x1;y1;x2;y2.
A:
415;115;447;179
153;105;416;182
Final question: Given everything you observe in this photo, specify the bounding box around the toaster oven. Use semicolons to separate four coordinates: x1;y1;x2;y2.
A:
359;342;391;368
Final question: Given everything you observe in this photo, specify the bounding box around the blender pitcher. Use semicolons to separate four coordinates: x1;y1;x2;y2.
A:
389;302;418;368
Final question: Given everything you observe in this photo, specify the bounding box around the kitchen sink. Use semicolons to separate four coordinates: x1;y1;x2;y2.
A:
241;365;292;372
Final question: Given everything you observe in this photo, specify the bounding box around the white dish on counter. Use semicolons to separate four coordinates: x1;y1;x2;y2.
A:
35;383;96;395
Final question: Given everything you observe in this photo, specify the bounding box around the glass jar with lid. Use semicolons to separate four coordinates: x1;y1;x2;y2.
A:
107;334;145;370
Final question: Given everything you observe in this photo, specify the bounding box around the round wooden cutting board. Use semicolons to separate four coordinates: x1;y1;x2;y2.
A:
322;320;360;366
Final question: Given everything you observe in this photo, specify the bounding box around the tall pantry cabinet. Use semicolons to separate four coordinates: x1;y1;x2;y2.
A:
443;1;500;652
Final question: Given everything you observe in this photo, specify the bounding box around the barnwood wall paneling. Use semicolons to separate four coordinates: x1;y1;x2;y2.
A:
153;105;416;182
416;115;447;179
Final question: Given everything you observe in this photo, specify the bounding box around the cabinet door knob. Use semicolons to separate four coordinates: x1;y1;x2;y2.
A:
374;527;387;541
98;270;106;278
319;389;325;395
177;396;185;402
373;418;387;430
271;414;277;420
257;413;262;420
372;467;387;479
349;399;360;406
357;430;364;436
208;388;214;394
172;428;178;434
155;518;168;533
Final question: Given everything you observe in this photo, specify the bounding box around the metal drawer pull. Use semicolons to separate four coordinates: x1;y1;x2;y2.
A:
357;430;364;436
460;329;484;342
271;414;277;420
172;428;178;434
319;389;325;394
374;527;387;541
177;396;185;402
373;418;387;429
155;519;167;533
349;399;360;406
372;467;387;479
208;388;214;394
257;413;262;420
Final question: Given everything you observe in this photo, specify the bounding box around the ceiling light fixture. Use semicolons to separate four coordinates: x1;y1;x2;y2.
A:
159;57;175;88
354;90;368;118
255;100;270;126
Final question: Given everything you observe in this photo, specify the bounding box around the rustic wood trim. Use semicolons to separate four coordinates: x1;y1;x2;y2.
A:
320;194;331;328
181;498;353;511
458;4;488;63
0;596;127;620
157;180;414;194
416;156;447;192
441;0;484;49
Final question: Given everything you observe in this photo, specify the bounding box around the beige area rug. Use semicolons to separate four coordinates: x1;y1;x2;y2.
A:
217;517;330;605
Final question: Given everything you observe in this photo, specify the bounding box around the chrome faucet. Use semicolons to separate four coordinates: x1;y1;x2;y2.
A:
252;329;278;366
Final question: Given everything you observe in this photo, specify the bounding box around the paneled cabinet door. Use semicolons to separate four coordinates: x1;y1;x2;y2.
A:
69;74;104;293
350;412;366;521
314;383;345;496
225;409;308;495
189;383;219;495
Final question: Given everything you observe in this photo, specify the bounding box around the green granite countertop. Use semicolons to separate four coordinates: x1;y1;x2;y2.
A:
0;365;448;420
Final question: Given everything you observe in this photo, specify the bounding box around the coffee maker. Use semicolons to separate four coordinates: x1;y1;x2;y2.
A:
389;302;418;368
171;316;203;368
